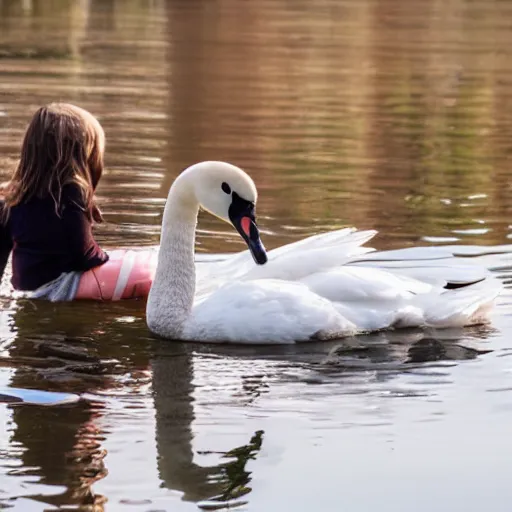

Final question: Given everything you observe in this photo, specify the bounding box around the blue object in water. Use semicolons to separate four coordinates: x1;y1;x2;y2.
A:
0;387;80;405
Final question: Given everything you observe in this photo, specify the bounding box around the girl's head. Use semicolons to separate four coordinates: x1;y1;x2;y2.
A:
4;102;105;219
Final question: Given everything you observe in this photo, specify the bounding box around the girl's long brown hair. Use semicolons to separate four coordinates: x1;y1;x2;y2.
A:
2;103;105;223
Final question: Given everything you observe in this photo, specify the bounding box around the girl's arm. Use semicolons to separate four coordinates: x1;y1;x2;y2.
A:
62;188;108;268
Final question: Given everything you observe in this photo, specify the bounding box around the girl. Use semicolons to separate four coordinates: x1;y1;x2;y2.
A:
0;103;155;301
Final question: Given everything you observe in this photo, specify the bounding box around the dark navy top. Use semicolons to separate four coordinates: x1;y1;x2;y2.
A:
0;185;109;291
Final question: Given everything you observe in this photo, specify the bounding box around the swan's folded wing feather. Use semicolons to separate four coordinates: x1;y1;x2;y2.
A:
236;229;377;282
265;228;377;259
195;228;378;293
348;246;456;262
299;266;432;303
348;257;491;288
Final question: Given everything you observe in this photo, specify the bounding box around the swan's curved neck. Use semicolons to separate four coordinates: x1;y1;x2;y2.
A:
147;177;198;338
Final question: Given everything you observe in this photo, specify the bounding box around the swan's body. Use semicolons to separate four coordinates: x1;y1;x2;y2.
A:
147;161;501;344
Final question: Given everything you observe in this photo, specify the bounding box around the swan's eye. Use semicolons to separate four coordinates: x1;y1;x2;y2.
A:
221;182;231;195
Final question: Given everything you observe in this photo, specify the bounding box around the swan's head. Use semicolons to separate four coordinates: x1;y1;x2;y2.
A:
188;161;268;265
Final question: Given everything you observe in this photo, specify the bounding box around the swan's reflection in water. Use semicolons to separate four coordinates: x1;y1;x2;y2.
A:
151;344;264;508
0;296;498;509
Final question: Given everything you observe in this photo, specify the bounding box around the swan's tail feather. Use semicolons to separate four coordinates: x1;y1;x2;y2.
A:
413;279;501;328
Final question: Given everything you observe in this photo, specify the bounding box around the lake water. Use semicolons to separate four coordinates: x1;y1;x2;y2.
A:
1;0;512;510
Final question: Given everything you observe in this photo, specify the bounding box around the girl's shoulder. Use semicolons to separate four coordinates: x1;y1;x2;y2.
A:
62;184;87;209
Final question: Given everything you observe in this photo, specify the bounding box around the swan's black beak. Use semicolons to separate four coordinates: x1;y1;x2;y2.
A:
228;192;268;265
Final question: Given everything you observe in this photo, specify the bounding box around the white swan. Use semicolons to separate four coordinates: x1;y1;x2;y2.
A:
146;161;501;344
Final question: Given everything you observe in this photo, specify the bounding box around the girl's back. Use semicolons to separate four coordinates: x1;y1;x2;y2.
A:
4;183;107;290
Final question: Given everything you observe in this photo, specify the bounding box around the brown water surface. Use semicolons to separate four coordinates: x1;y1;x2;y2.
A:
1;0;512;510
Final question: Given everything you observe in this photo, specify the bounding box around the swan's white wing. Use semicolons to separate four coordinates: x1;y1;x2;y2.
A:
330;281;499;333
300;266;432;302
195;228;377;295
299;265;499;333
196;234;497;293
334;243;507;287
189;228;502;343
195;230;512;292
297;266;430;332
348;257;491;288
348;246;457;261
195;229;484;293
184;279;357;344
264;227;377;259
